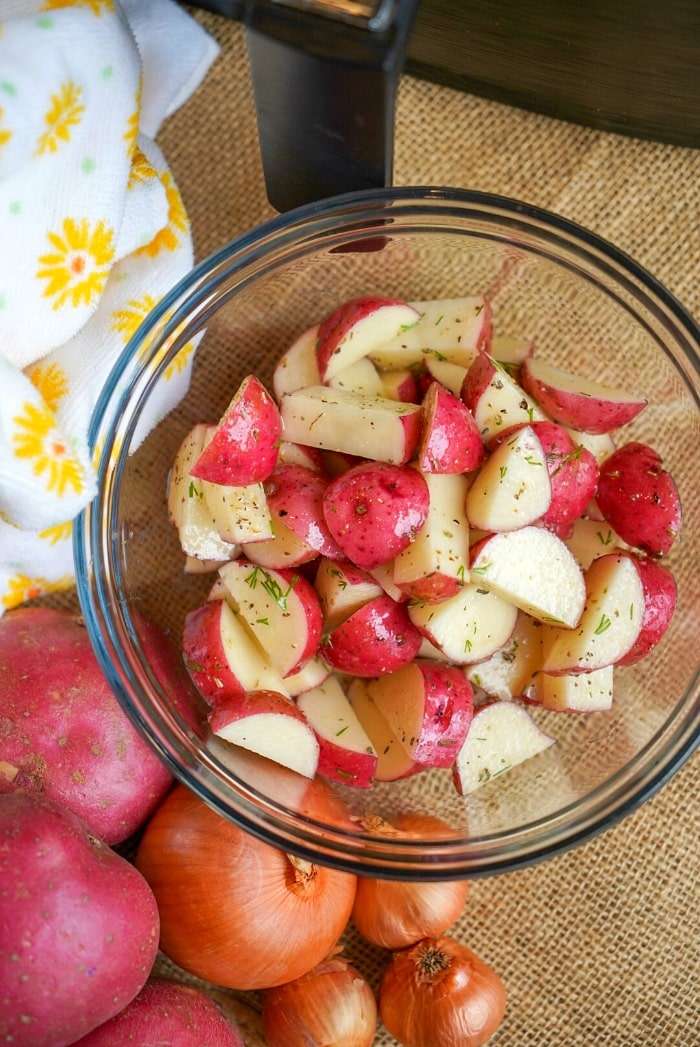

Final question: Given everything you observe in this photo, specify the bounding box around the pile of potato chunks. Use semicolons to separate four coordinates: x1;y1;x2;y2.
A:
170;294;681;796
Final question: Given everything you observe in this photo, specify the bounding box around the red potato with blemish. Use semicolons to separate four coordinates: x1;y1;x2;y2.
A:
417;381;485;474
70;978;245;1047
322;461;430;570
322;594;423;677
0;793;160;1047
0;607;187;846
595;441;682;557
315;295;421;381
365;660;474;769
265;462;346;560
190;375;282;486
520;356;648;434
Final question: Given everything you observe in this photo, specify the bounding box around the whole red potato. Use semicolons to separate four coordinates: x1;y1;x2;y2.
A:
0;793;159;1047
0;606;195;844
70;977;245;1046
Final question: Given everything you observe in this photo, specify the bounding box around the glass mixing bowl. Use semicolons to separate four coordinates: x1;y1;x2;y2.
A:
74;187;699;879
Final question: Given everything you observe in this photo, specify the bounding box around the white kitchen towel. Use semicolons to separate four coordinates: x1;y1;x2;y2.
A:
0;0;219;610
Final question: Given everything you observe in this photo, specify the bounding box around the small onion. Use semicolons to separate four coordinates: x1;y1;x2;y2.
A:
135;784;357;990
353;813;469;949
262;953;377;1047
378;935;506;1047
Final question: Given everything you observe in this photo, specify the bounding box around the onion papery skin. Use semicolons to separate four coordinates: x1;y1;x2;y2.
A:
378;935;506;1047
262;955;377;1047
353;813;468;949
135;784;357;990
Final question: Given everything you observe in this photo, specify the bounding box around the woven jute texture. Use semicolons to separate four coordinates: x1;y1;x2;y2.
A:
143;9;700;1046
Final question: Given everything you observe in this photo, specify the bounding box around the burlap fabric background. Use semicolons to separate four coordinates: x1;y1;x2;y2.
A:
140;9;700;1045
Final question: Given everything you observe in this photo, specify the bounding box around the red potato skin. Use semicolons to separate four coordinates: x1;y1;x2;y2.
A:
182;600;245;707
417;382;485;474
519;358;647;434
70;978;244;1046
409;661;474;768
459;351;498;415
208;688;306;736
265;462;346;559
0;607;176;845
323;595;423;676
322;462;430;570
190;374;282;486
0;794;159;1047
596;442;682;556
617;554;678;665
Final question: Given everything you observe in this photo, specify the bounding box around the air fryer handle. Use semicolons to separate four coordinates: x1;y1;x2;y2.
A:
243;0;419;212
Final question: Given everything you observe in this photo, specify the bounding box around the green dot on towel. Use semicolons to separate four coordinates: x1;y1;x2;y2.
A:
1;81;18;98
35;16;53;29
102;65;114;80
81;157;96;174
9;201;21;215
0;294;6;310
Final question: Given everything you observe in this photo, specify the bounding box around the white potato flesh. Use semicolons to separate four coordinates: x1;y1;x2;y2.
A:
280;385;422;464
203;599;291;698
213;705;319;779
543;552;645;673
470;526;586;628
469;359;545;442
368;297;489;370
201;479;273;545
408;582;518;664
563;516;624;570
327;356;384;396
564;426;616;465
296;676;376;757
320;300;421;381
393;472;471;594
535;665;614;712
424;357;468;396
314;558;384;630
272;324;320;399
347;679;418;781
167;424;239;562
283;656;331;697
465;425;552;532
241;515;316;569
453;702;555;794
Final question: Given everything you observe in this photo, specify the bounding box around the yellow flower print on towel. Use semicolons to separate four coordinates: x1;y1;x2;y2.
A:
2;572;74;611
26;362;69;412
44;0;116;15
12;401;85;497
137;172;188;258
37;217;115;310
35;80;84;156
0;106;11;154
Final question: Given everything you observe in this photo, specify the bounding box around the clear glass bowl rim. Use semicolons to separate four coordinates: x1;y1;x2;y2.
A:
74;186;700;880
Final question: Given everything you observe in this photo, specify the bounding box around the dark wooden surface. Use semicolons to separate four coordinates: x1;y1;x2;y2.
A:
188;0;700;148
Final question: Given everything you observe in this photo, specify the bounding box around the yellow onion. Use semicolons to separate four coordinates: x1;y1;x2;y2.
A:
378;935;506;1047
135;784;357;990
262;953;377;1047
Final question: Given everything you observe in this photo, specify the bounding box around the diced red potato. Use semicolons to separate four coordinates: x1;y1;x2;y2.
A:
265;462;345;559
241;514;321;570
491;420;599;531
379;367;421;403
283;656;333;697
201;477;274;545
70;978;245;1047
465;424;552;532
392;471;471;603
616;554;678;666
491;332;535;367
367;296;492;371
365;660;474;769
408;581;518;665
184;554;231;575
367;559;410;604
190;375;282;486
346;679;421;782
452;701;555;794
209;689;320;779
167;425;240;563
182;599;290;707
542;551;645;674
460;353;546;443
272;324;320;399
520;356;648;434
0;608;183;846
466;611;546;701
595;441;682;557
423;356;468;397
470;526;587;628
564;426;616;465
322;461;430;571
417;382;485;474
327;355;385;396
315;295;421;381
562;516;625;569
216;559;323;678
280;384;423;465
322;594;423;677
277;439;325;472
314;557;384;630
296;676;378;788
531;664;614;713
